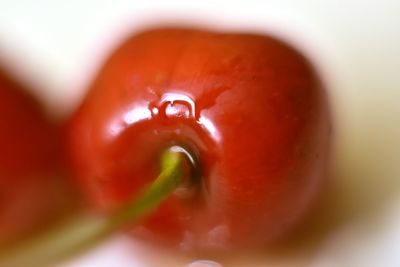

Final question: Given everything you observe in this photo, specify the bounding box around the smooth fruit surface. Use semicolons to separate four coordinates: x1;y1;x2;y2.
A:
0;67;72;245
67;28;331;251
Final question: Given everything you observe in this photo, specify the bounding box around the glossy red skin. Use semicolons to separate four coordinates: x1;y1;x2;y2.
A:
0;68;72;245
68;28;330;251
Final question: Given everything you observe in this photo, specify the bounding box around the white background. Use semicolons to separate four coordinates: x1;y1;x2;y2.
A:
0;1;399;267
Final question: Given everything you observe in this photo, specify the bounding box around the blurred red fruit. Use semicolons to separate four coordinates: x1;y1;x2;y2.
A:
67;28;331;252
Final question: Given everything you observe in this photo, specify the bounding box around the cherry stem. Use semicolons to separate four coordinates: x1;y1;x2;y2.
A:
110;147;183;228
0;147;184;267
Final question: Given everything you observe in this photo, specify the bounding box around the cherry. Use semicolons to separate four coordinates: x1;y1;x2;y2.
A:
67;28;331;252
0;66;73;245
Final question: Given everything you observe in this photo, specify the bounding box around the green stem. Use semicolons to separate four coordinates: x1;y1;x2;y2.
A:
0;148;183;267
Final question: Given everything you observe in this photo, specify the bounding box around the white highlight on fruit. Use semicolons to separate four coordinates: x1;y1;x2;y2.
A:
179;231;195;251
198;115;221;142
123;105;151;125
107;123;124;138
161;92;196;116
106;104;152;139
185;260;223;267
159;91;221;142
151;107;159;115
205;224;230;250
169;146;195;165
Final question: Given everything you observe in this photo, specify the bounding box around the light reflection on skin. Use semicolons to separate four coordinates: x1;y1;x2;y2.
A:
106;103;151;139
123;105;152;125
161;92;196;117
198;115;221;142
107;122;124;138
160;91;221;142
185;260;224;267
106;92;221;143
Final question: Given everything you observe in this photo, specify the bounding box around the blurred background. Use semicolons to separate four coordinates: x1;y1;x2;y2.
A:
0;0;399;266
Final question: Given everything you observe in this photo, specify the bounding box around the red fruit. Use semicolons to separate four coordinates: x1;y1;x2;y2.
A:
0;67;73;245
67;28;331;251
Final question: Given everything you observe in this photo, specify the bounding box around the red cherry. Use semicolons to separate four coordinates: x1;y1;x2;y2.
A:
67;28;331;251
0;67;73;245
